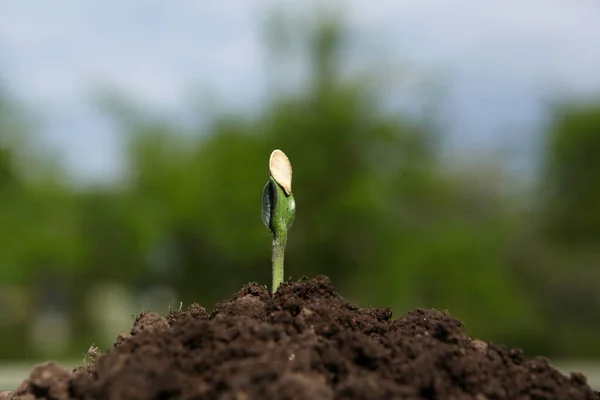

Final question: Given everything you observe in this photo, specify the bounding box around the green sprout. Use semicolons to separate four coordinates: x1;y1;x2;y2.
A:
262;149;296;294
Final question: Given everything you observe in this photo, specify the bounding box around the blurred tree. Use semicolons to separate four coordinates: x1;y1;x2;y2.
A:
523;99;600;356
3;9;600;360
0;94;23;192
94;12;540;350
0;90;85;359
539;100;600;246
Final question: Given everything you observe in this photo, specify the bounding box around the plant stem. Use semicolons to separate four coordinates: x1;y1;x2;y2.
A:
271;230;287;294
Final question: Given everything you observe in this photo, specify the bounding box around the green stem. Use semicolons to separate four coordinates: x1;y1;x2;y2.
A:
271;230;287;294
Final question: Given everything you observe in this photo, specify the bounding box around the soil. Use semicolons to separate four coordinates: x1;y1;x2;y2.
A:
4;275;600;400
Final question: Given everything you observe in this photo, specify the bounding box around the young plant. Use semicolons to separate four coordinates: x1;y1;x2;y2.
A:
262;149;296;294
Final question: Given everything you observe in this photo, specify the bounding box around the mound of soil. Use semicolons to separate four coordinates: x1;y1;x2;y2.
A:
5;275;599;400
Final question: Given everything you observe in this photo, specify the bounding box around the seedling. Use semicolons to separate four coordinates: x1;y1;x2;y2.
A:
262;149;296;294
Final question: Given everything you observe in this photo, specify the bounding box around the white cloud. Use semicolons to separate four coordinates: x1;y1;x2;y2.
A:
345;0;600;152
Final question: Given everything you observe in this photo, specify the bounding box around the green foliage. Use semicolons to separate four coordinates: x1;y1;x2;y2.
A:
91;16;538;348
0;12;600;360
540;100;600;246
519;99;600;355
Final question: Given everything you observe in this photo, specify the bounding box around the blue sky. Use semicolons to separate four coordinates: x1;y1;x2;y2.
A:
1;0;600;183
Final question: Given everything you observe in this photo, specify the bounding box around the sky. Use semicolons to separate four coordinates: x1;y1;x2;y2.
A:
1;0;600;183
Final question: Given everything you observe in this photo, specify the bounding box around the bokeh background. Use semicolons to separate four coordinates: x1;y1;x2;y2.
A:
1;0;600;385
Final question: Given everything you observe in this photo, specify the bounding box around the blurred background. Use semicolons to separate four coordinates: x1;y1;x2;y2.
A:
2;0;600;388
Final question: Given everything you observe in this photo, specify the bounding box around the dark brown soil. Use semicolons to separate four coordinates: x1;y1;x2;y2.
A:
5;275;600;400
